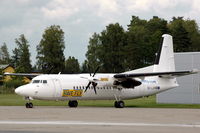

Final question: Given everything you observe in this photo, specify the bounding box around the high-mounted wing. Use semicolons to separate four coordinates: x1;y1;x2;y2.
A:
114;69;199;79
3;72;40;78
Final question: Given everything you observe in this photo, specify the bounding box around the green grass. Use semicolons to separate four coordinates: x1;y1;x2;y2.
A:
0;94;200;108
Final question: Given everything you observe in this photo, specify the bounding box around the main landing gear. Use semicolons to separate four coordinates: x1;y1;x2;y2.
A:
68;100;78;107
114;101;125;108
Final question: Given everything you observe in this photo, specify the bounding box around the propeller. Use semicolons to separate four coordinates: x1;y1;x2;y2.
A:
83;66;100;94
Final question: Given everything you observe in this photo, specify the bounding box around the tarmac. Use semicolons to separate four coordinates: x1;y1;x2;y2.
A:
0;106;200;133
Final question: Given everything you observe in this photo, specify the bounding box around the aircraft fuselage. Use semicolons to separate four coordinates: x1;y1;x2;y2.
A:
15;74;178;101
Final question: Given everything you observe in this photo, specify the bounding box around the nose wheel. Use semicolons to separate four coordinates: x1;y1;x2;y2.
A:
26;102;33;108
25;96;33;108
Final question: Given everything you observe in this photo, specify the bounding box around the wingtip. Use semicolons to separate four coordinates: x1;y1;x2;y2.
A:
3;72;11;75
191;69;200;73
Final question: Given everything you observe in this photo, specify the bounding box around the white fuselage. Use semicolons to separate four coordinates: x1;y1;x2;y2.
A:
15;74;179;101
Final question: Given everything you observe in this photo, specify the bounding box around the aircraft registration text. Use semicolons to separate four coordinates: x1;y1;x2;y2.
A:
62;89;83;97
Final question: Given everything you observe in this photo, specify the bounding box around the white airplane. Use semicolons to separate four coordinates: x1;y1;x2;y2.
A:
4;34;199;108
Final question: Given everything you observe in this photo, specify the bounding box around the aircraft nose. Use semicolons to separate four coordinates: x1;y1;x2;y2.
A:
15;85;35;97
15;87;23;95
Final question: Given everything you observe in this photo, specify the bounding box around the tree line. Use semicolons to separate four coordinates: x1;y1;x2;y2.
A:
0;16;200;74
84;16;200;73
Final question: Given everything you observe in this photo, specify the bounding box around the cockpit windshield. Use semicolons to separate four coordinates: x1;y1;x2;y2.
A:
32;80;40;83
32;80;47;84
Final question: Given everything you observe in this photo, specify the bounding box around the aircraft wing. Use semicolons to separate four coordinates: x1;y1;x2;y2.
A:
114;69;199;79
3;72;40;78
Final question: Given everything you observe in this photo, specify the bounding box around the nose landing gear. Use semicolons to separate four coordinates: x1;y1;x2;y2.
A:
25;96;34;108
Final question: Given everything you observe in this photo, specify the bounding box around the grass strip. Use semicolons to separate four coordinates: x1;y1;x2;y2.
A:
0;94;200;108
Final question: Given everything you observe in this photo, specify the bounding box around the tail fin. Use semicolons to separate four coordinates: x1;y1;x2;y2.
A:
153;34;175;72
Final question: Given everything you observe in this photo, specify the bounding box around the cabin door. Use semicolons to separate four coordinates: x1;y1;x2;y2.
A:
53;79;62;98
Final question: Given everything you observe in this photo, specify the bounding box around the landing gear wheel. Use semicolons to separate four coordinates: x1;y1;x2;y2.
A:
68;100;78;107
114;101;125;108
26;102;33;108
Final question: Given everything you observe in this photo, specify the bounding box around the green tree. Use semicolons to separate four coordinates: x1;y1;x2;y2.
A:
36;25;65;74
84;16;200;72
168;17;192;52
81;60;89;73
0;43;10;64
13;34;32;72
182;19;200;51
11;48;20;68
145;16;169;64
98;23;127;73
85;33;101;72
125;16;169;70
65;56;80;74
125;16;148;69
85;23;127;73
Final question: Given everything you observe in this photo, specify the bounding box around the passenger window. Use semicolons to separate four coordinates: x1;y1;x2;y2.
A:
43;80;47;84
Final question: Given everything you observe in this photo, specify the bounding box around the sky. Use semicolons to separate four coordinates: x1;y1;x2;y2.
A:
0;0;200;66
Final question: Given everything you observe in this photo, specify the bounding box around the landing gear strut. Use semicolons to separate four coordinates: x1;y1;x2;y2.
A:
114;101;125;108
68;100;78;107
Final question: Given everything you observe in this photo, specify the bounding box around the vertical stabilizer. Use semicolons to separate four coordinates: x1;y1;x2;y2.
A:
154;34;175;72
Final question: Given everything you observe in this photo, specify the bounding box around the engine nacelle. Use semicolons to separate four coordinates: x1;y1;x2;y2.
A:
113;79;141;88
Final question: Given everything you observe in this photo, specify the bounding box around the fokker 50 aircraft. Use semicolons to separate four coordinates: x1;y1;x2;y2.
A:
4;34;199;108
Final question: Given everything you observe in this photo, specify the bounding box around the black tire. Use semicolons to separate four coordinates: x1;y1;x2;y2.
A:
114;101;118;108
25;103;30;108
25;103;33;108
72;101;78;107
118;101;125;108
68;100;78;107
29;102;33;108
114;101;125;108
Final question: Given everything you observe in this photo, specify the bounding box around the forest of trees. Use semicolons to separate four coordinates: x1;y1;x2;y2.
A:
84;16;200;73
1;16;200;74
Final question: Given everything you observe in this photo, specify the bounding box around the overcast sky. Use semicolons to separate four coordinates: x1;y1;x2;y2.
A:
0;0;200;66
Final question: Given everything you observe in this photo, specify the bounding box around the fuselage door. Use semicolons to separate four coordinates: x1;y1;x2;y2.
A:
53;78;62;98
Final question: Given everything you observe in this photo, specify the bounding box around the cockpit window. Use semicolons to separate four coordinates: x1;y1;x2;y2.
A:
32;80;40;83
43;80;47;83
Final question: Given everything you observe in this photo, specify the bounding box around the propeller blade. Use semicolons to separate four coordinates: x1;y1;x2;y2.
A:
92;82;98;94
94;86;97;94
84;82;92;93
92;66;100;77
